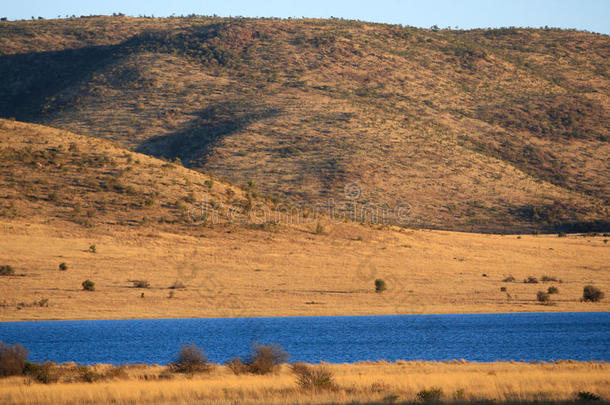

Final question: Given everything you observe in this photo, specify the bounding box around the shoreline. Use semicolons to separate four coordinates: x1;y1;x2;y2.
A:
2;309;610;323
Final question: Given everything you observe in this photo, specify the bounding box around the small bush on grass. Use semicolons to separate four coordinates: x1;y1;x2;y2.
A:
226;357;249;375
0;265;14;276
541;275;558;282
375;278;387;293
82;280;95;291
524;276;539;284
291;363;335;391
245;343;289;375
537;291;551;304
548;286;559;294
131;280;150;288
59;262;68;271
583;286;604;302
0;341;28;377
416;386;443;402
576;391;601;401
226;344;289;375
169;344;213;374
502;275;516;282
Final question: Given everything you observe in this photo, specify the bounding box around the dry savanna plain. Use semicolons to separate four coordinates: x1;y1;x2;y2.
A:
0;15;609;404
1;220;609;321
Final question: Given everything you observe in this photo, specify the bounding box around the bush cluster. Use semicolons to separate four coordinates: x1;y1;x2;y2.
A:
227;344;289;375
0;342;28;377
131;280;150;288
375;278;387;293
0;265;14;276
583;286;604;302
537;291;551;304
169;344;213;374
291;363;335;391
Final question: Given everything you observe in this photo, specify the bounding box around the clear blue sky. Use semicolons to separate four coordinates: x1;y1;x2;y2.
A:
3;0;609;35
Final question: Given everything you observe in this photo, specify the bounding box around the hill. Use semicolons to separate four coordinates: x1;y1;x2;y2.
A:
0;16;608;232
0;119;277;231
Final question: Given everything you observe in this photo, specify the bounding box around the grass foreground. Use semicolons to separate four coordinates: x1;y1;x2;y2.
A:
0;361;608;405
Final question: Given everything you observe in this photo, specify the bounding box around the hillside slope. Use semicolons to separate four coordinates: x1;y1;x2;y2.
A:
0;119;279;231
0;16;608;232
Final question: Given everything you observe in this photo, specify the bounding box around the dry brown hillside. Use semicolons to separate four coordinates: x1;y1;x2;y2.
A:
0;119;279;231
0;16;608;232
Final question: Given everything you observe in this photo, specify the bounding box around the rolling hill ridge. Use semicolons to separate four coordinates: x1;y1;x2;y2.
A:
0;16;608;232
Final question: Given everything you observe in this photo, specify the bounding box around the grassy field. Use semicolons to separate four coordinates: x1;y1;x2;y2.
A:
1;217;608;321
0;361;608;404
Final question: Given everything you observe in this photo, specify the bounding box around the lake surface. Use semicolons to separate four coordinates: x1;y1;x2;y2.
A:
1;312;609;365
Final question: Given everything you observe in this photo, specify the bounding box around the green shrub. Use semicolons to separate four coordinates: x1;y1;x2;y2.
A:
0;341;28;377
291;363;335;391
58;262;68;271
169;344;213;374
537;291;551;303
88;244;96;253
82;280;95;291
548;286;559;294
500;286;507;292
416;386;443;402
583;285;604;302
541;275;558;282
524;276;539;284
0;265;14;276
375;278;387;293
502;275;516;282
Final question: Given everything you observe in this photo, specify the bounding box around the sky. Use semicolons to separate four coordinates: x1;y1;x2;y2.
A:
2;0;609;35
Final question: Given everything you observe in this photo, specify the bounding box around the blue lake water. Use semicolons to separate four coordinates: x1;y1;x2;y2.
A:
1;312;609;365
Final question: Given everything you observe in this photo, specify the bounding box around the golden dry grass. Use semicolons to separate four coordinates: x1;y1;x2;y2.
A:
0;361;608;404
0;217;608;321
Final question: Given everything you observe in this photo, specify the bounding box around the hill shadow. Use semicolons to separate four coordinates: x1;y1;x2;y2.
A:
135;101;281;166
0;23;231;121
0;44;118;120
